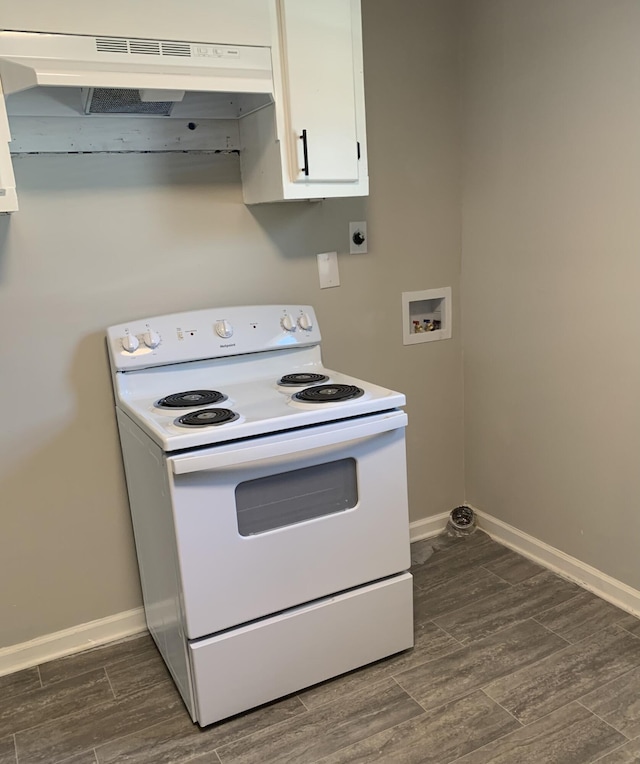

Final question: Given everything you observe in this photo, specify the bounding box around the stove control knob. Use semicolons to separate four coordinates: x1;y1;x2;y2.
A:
214;320;233;339
297;313;313;331
143;330;161;349
121;334;139;353
281;314;296;332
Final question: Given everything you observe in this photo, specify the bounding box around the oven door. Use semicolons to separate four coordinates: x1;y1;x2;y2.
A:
166;409;409;639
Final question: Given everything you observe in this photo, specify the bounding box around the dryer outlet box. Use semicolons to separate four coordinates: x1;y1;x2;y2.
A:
349;222;367;254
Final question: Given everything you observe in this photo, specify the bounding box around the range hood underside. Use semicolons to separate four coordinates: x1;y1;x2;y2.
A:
4;87;273;154
0;30;276;211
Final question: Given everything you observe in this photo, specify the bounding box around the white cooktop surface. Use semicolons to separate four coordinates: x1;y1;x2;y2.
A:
113;346;405;451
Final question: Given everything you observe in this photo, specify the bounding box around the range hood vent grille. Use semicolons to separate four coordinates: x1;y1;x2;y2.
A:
129;40;161;56
95;37;193;59
95;38;128;54
84;88;174;116
161;42;192;57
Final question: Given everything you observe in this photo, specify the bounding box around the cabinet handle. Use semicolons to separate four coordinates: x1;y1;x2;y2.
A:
299;129;310;176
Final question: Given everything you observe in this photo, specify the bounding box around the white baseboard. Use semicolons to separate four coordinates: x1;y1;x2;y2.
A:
0;515;445;679
472;506;640;618
409;512;450;542
0;517;444;679
11;505;635;680
0;516;445;679
0;607;147;678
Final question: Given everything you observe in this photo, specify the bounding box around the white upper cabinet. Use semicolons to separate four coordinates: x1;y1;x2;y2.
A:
280;0;359;184
240;0;368;203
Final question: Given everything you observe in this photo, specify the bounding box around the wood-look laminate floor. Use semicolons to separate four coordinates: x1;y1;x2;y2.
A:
3;531;640;764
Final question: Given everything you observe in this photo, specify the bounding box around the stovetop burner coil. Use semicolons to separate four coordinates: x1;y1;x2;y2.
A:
278;373;329;387
176;408;239;427
158;390;227;408
292;384;365;403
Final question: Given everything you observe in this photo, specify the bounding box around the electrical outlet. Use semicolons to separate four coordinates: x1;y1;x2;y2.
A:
349;221;368;254
317;251;340;288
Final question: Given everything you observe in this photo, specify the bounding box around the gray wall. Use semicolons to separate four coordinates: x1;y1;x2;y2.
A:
461;0;640;587
0;0;464;648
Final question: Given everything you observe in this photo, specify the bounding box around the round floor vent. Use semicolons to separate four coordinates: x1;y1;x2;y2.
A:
447;506;476;536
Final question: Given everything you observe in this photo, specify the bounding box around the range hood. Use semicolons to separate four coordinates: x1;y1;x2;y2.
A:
0;30;275;212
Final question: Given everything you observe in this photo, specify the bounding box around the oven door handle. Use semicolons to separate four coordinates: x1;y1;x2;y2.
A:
169;411;407;475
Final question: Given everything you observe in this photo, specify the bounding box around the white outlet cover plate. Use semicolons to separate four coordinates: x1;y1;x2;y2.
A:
317;251;340;289
349;221;368;254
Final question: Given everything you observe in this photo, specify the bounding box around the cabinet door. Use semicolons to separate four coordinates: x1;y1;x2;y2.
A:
279;0;359;183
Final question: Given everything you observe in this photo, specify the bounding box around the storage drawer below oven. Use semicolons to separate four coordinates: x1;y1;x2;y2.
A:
189;572;413;726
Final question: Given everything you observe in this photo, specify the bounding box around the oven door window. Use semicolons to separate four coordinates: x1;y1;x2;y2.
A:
235;458;358;536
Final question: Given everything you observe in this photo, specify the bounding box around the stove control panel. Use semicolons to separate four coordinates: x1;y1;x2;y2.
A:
107;305;322;371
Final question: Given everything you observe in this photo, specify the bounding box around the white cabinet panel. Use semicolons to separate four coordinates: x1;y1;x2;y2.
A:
239;0;368;203
279;0;359;183
0;0;272;46
0;80;17;212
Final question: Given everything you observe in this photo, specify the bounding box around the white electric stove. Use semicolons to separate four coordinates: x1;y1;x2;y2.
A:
107;305;413;726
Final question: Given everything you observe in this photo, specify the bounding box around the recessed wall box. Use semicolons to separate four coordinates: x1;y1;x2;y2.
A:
402;287;452;345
